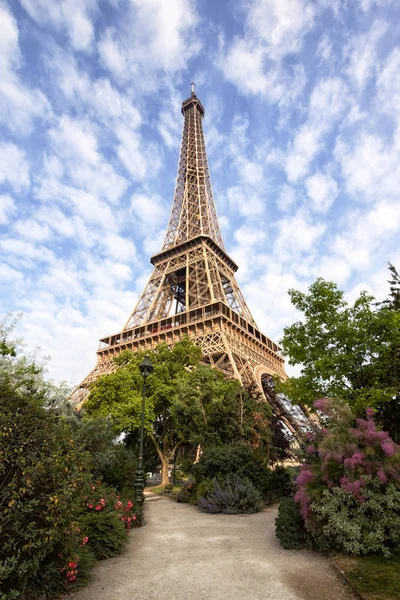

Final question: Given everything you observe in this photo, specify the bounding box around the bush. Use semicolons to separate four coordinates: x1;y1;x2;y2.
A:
198;476;264;514
310;479;400;556
275;498;308;550
73;418;137;491
295;399;400;556
0;384;93;598
177;480;196;503
262;466;294;505
80;511;128;560
194;444;293;504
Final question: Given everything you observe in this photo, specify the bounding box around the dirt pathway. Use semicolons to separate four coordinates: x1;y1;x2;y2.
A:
71;496;356;600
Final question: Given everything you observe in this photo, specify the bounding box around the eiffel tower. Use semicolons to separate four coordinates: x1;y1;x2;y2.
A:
76;86;301;434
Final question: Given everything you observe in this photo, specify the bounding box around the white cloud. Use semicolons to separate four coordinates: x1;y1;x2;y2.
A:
220;0;314;102
0;2;50;134
286;77;349;181
98;0;200;84
277;184;296;212
345;20;387;90
335;132;400;202
0;194;16;224
275;210;326;259
234;224;266;246
0;141;30;192
14;219;52;242
19;0;97;52
131;192;168;234
304;171;338;212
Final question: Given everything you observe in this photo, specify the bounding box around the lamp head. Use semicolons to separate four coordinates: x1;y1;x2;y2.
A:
139;354;154;377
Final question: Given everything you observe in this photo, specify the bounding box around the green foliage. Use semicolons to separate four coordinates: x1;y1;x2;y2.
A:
295;399;400;557
81;511;128;560
198;476;264;514
0;383;93;597
0;319;137;598
193;444;293;504
262;466;293;505
279;273;400;424
275;498;309;550
193;443;266;485
174;368;272;451
310;480;400;556
176;480;196;504
71;417;137;491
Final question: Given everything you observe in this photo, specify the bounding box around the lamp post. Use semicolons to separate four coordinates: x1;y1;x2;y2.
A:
135;354;153;525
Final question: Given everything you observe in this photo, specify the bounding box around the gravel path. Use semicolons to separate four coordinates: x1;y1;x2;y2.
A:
71;496;356;600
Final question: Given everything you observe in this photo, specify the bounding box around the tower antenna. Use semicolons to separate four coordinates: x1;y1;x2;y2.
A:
191;81;195;95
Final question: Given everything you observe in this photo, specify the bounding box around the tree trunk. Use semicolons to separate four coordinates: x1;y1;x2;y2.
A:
160;455;170;486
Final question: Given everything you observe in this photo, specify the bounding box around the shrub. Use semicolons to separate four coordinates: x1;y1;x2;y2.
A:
194;444;267;488
198;476;264;514
275;498;308;550
295;399;400;556
177;480;196;504
194;444;292;504
73;418;137;491
80;511;128;560
0;384;93;598
262;466;294;505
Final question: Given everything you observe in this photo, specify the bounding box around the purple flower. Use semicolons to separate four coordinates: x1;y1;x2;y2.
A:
377;468;388;485
307;445;316;454
382;441;395;456
365;407;375;419
296;469;314;487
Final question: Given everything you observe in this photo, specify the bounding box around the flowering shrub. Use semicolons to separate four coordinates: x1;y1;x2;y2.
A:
295;399;400;556
0;386;95;599
85;483;139;529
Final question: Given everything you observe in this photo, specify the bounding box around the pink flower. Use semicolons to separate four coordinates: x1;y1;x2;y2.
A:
88;503;93;509
100;499;105;505
307;445;316;454
69;575;76;582
382;441;395;456
133;515;137;520
365;407;374;418
81;536;89;545
314;398;330;413
296;469;314;486
305;431;314;441
127;500;133;509
95;504;102;511
377;468;388;485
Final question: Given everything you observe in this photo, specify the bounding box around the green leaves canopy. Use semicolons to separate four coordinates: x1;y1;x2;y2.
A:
279;276;400;417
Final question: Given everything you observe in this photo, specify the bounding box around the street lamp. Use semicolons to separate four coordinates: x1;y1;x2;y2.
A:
135;354;153;524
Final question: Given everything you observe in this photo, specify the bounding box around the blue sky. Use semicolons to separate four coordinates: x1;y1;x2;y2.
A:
1;0;400;384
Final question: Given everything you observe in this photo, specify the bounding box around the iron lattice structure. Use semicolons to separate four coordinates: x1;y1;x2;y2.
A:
75;90;301;434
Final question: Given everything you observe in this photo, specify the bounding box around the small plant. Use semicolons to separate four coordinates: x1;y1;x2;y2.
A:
198;476;264;514
80;511;128;560
275;498;308;550
177;480;196;503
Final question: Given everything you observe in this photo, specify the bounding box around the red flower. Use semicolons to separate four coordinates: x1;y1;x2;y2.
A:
95;504;102;511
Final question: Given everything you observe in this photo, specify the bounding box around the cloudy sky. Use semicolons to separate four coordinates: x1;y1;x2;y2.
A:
1;0;400;385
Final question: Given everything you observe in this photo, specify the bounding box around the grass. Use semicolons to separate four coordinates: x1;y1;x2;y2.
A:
334;554;400;600
147;484;182;495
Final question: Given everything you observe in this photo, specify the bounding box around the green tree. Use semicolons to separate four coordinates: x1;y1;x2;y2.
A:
279;270;400;429
173;366;273;455
84;338;202;485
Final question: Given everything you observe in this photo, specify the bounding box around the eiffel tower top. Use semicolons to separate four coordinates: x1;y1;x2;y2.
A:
162;85;225;252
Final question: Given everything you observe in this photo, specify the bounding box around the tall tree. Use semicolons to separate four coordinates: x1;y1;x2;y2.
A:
278;268;400;438
84;338;202;485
